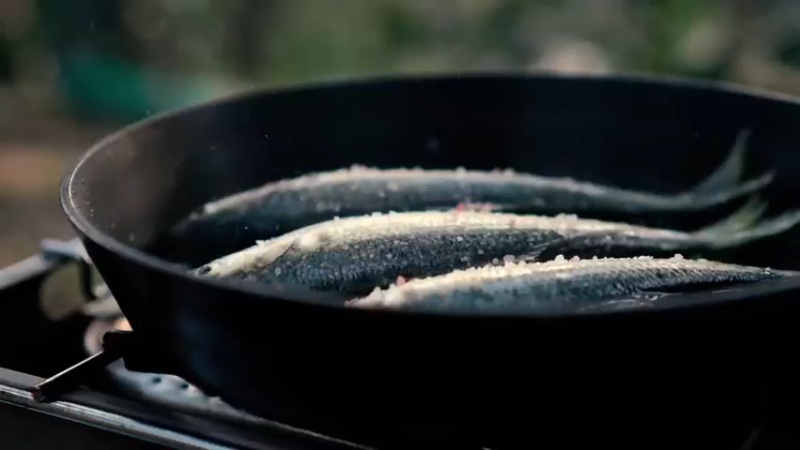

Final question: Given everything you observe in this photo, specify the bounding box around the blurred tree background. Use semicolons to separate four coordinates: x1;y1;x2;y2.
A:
3;0;800;267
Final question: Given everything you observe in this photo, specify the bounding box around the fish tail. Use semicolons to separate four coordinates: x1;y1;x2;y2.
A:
683;128;750;196
676;127;777;212
712;208;800;249
692;195;768;236
527;207;800;261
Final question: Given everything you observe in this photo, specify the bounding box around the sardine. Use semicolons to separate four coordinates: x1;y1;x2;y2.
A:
171;129;771;262
347;255;797;313
194;207;800;295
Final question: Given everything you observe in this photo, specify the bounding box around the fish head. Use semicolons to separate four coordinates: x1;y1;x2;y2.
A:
192;238;295;280
193;260;237;279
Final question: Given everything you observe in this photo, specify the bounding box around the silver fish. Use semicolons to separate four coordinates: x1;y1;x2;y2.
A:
347;255;797;313
171;129;770;260
194;207;800;295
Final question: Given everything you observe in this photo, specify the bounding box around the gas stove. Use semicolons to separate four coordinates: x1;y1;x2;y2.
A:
0;238;794;450
0;239;370;450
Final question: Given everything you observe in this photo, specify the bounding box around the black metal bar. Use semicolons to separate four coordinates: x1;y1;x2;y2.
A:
30;329;154;402
0;397;170;450
31;350;121;402
0;253;59;294
1;374;236;449
1;367;371;450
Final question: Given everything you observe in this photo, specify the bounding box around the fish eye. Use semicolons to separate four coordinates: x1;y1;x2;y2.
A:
197;265;212;275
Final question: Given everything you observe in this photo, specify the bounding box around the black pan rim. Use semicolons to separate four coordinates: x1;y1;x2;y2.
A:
60;70;800;320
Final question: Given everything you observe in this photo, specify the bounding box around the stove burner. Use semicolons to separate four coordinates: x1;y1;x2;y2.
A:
7;240;379;449
84;295;376;450
82;299;355;439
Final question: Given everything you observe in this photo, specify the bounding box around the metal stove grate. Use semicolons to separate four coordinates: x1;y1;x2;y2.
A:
0;239;374;450
0;238;795;449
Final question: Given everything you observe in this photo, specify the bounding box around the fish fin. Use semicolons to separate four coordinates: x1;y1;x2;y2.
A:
711;208;800;249
522;232;693;262
693;169;775;202
629;291;671;300
683;128;750;196
577;296;661;313
674;128;778;211
521;234;602;262
692;195;768;236
264;280;351;306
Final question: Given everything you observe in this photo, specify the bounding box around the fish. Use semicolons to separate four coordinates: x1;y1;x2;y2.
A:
346;255;798;314
170;129;771;263
193;206;800;295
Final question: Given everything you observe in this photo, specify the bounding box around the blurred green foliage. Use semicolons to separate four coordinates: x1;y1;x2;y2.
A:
5;0;800;278
1;0;800;124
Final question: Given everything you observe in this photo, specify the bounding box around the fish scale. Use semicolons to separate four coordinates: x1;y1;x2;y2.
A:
266;228;567;293
348;256;798;313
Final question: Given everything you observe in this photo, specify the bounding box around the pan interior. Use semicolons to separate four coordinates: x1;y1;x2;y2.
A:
62;73;800;313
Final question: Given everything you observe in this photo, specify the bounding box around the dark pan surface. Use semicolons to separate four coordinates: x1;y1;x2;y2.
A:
62;73;800;448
